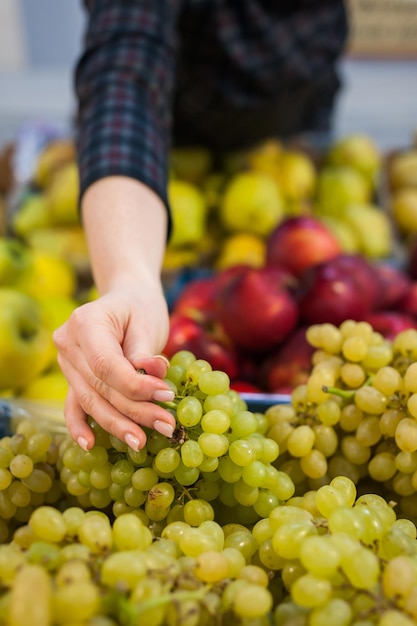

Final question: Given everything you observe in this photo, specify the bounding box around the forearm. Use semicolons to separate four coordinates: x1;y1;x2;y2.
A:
81;176;168;294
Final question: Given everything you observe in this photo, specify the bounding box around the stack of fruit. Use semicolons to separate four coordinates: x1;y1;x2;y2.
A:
0;341;416;625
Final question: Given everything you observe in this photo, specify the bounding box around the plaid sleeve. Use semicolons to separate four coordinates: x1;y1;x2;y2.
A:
75;0;180;223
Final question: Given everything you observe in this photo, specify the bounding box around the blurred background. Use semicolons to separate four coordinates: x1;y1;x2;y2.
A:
0;0;416;157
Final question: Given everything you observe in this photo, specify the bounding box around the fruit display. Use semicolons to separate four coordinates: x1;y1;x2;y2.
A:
0;342;416;624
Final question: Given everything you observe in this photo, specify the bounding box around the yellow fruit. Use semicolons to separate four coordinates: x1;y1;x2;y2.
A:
277;150;317;202
392;188;417;233
320;215;360;254
33;139;75;189
247;138;283;178
215;233;266;270
0;288;52;391
168;179;207;247
8;563;52;626
327;133;381;189
343;203;393;258
36;294;79;368
45;161;79;226
11;193;52;239
316;166;370;216
389;150;417;190
16;251;77;298
19;369;68;403
26;225;90;274
220;171;285;237
163;246;200;271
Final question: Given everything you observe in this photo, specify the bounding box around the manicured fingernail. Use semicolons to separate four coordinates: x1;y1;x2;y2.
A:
125;433;141;451
77;436;89;451
152;389;175;402
155;354;170;368
154;420;174;438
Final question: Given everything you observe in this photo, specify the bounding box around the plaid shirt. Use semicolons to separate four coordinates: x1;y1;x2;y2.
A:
75;0;347;217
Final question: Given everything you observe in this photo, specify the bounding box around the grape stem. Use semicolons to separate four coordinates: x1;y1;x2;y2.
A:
124;585;210;621
322;376;373;400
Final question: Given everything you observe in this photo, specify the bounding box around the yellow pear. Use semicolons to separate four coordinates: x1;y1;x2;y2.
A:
168;179;207;247
26;225;90;275
320;215;360;254
18;369;68;403
215;232;266;270
389;150;417;190
342;203;393;258
392;188;417;234
277;150;317;202
316;166;370;217
11;192;52;239
16;251;77;298
327;133;381;190
45;161;79;226
220;171;285;237
33;138;75;189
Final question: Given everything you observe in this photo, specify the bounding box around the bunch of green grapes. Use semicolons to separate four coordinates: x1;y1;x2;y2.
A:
0;419;66;542
4;506;274;626
262;476;417;626
266;322;417;516
57;350;293;528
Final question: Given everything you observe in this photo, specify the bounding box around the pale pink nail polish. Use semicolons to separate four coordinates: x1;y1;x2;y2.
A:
152;389;175;402
77;436;89;451
125;433;141;451
154;420;174;438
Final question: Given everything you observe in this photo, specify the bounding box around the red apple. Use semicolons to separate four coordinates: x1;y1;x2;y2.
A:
266;215;341;278
296;254;378;325
361;311;417;341
261;326;314;393
163;313;239;379
216;266;299;353
373;263;411;310
230;380;264;393
398;282;417;318
172;275;219;321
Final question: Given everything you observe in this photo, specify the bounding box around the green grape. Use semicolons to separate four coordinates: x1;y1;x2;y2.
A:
101;550;147;589
260;437;279;464
233;479;259;507
169;349;196;369
229;411;258;439
147;431;170;455
198;455;219;473
154;447;180;474
89;487;112;509
232;582;273;619
361;342;393;370
221;546;246;577
29;505;67;543
407;393;417;419
218;456;242;483
147;481;175;510
317;399;341;426
186;358;212;384
179;527;218;557
356;415;382;447
110;459;135;486
26;432;52;463
313;424;338;457
342;335;369;362
339;404;363;432
200;409;231;434
198;370;230;395
203;393;235;415
194;478;219;501
77;512;113;553
8;481;31;508
183;499;214;526
180;439;204;468
241;460;267;488
395;418;417;452
395;450;417;473
253;489;279;518
291;572;332;608
176;396;203;427
198;432;229;457
223;530;258;562
341;545;380;590
309;598;352;626
287;425;315;458
272;518;317;560
131;467;159;491
300;449;327;479
368;451;396;481
229;440;255;466
0;468;12;490
174;462;200;486
340;362;366;388
78;446;108;471
341;435;371;465
112;512;152;551
89;462;112;489
194;549;229;582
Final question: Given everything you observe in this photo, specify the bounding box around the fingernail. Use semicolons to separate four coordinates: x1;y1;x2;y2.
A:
154;420;174;438
152;389;175;402
155;354;170;368
77;436;89;451
125;433;141;451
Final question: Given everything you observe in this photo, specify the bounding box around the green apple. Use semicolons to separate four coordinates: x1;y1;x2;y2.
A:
220;170;285;237
0;288;53;390
389;150;417;190
0;237;33;286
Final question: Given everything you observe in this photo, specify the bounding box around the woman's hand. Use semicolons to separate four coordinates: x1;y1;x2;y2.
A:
53;286;176;452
